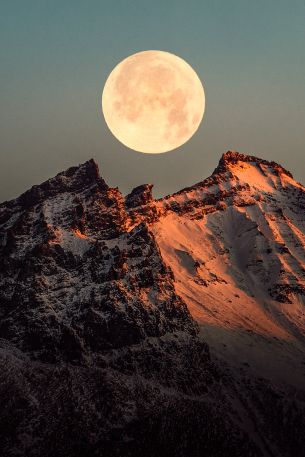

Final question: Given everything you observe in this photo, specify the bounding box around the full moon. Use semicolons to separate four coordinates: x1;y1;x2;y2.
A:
102;50;205;154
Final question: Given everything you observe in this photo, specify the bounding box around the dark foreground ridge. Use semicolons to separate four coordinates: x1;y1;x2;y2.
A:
0;152;305;457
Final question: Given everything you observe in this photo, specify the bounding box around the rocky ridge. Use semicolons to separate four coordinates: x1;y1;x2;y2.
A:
0;160;195;363
0;151;305;456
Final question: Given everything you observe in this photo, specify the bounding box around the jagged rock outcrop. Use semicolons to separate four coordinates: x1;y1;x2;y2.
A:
1;152;305;457
0;161;196;363
125;183;154;208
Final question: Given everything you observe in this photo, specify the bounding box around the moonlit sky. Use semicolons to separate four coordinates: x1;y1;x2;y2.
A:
1;1;305;202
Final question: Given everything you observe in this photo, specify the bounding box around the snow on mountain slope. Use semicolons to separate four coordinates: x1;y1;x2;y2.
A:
1;152;305;456
1;150;305;382
0;159;196;362
152;151;305;385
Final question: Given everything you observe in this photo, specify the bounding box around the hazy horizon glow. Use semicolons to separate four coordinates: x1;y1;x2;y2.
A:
0;1;305;202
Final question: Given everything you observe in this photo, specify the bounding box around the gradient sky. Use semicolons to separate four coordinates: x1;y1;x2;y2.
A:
1;0;305;202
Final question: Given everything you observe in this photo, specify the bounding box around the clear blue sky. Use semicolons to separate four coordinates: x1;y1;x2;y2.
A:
1;0;305;200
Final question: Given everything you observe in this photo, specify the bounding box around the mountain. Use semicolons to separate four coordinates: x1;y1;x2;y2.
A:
154;151;305;386
0;151;305;457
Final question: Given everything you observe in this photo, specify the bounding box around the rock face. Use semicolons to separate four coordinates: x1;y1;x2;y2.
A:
0;161;195;363
154;150;305;387
1;152;305;457
125;183;154;208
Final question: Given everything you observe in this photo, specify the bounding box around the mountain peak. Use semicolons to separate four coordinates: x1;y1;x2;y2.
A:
126;183;154;208
1;150;305;456
66;158;99;178
214;150;293;178
16;159;108;208
58;158;107;190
